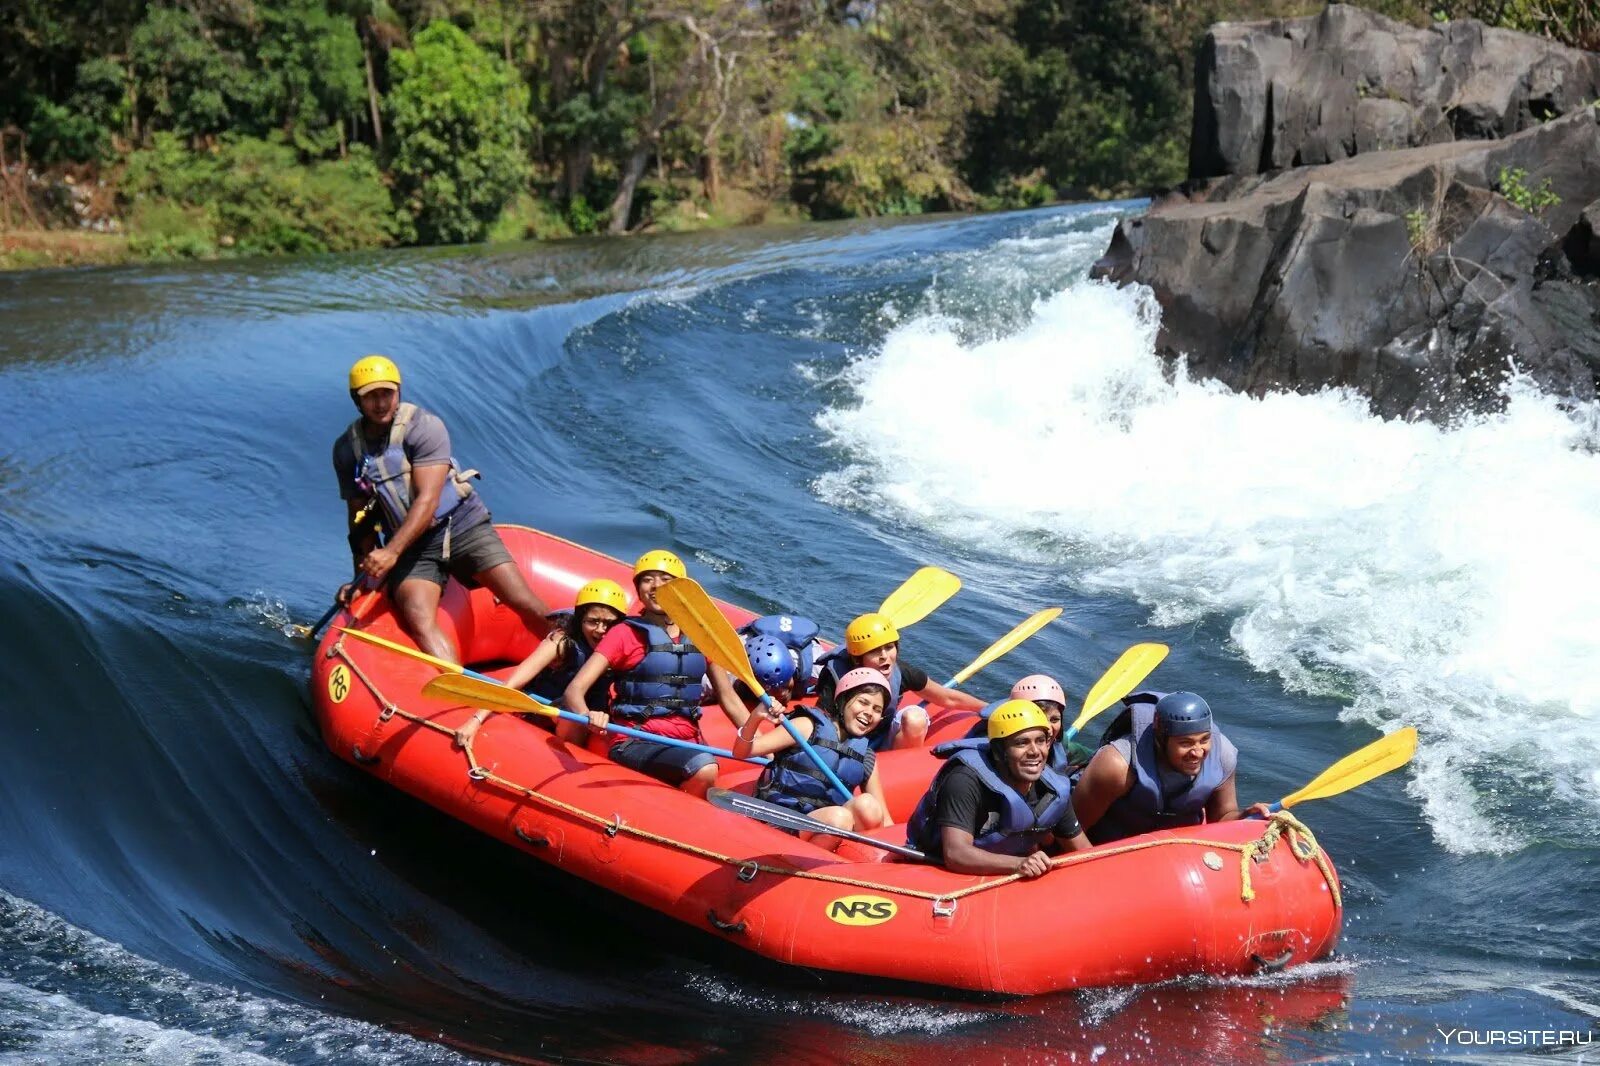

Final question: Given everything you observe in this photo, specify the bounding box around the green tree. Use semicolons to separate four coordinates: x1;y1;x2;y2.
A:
129;6;247;141
385;20;530;243
255;0;368;155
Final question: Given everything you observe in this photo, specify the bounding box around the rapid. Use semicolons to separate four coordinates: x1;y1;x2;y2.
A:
0;202;1595;1062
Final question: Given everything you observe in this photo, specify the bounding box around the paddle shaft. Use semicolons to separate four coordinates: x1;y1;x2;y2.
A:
294;575;373;640
770;695;851;801
348;626;766;764
657;580;852;804
423;667;767;764
707;788;926;860
522;687;763;764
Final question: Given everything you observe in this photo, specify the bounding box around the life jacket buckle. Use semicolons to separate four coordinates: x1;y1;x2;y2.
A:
932;896;958;919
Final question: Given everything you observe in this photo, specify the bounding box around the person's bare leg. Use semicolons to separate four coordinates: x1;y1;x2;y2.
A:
476;561;553;638
392;578;456;661
847;793;886;831
800;805;855;852
892;706;929;749
682;762;718;798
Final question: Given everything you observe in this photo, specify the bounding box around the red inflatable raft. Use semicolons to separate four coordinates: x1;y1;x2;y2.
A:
310;525;1342;994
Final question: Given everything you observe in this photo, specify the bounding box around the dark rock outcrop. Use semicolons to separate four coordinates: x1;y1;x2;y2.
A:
1096;6;1600;420
1191;4;1600;180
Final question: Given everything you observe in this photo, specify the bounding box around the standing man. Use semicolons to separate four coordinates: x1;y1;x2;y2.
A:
332;355;551;660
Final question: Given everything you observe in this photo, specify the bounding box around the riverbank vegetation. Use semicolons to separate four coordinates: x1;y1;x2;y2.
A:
2;1;1595;269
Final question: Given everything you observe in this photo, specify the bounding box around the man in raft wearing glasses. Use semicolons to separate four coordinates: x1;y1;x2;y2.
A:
906;700;1090;878
333;355;552;661
562;550;740;797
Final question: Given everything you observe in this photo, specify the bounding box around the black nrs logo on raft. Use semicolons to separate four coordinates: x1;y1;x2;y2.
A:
824;894;898;926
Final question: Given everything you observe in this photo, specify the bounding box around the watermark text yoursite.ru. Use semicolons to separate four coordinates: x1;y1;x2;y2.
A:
1436;1028;1594;1047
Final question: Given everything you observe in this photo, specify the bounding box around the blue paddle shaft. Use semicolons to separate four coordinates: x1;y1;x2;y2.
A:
771;694;852;803
512;680;766;764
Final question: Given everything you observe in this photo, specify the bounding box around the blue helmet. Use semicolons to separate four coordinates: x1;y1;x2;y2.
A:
743;634;797;692
1154;691;1213;736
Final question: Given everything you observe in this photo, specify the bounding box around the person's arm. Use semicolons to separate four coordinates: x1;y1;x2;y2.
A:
1070;747;1134;834
913;679;985;712
707;668;753;730
504;633;565;691
731;709;811;761
1205;774;1270;821
358;463;448;582
938;826;1052;878
559;649;613;744
929;770;1046;877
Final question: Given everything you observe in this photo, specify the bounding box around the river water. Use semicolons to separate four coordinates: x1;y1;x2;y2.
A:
0;203;1595;1063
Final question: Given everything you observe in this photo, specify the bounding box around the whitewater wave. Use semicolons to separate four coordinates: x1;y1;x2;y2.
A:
815;263;1600;855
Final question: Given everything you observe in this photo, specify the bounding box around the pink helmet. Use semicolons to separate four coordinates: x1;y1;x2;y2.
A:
1011;674;1066;707
835;667;892;704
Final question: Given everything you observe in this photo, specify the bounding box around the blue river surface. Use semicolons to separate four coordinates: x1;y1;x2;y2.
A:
0;202;1596;1064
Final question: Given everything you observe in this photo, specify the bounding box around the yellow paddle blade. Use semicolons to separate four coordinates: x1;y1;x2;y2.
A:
949;607;1063;687
1279;726;1418;810
655;578;761;693
1068;642;1170;736
337;626;463;674
422;674;556;717
878;567;961;629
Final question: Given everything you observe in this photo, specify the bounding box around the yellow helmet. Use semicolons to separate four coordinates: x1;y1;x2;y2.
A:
632;549;686;581
574;578;629;616
845;612;900;657
349;354;401;395
987;699;1052;741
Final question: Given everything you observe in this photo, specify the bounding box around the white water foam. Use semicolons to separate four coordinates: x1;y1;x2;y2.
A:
814;269;1600;855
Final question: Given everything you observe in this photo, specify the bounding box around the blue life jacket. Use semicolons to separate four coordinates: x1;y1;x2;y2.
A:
816;647;904;753
608;618;707;723
740;615;823;695
346;402;478;536
963;699;1009;739
526;611;608;713
905;737;1076;857
1090;694;1237;844
754;706;874;815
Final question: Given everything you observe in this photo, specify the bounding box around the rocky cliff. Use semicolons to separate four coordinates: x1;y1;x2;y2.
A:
1096;4;1600;420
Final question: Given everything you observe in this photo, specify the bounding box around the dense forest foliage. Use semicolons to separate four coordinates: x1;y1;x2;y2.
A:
1;0;1596;265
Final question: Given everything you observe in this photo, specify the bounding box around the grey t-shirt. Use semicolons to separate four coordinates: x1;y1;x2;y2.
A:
332;405;489;532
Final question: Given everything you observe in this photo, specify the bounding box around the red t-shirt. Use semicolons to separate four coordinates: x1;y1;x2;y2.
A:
594;620;702;744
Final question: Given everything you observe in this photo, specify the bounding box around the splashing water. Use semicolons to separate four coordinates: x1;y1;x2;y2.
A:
816;278;1600;854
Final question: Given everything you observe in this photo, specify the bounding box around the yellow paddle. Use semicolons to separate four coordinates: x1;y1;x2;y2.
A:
658;578;853;803
337;626;476;676
945;607;1062;688
1266;726;1418;813
420;674;765;763
1062;642;1170;742
877;566;961;629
